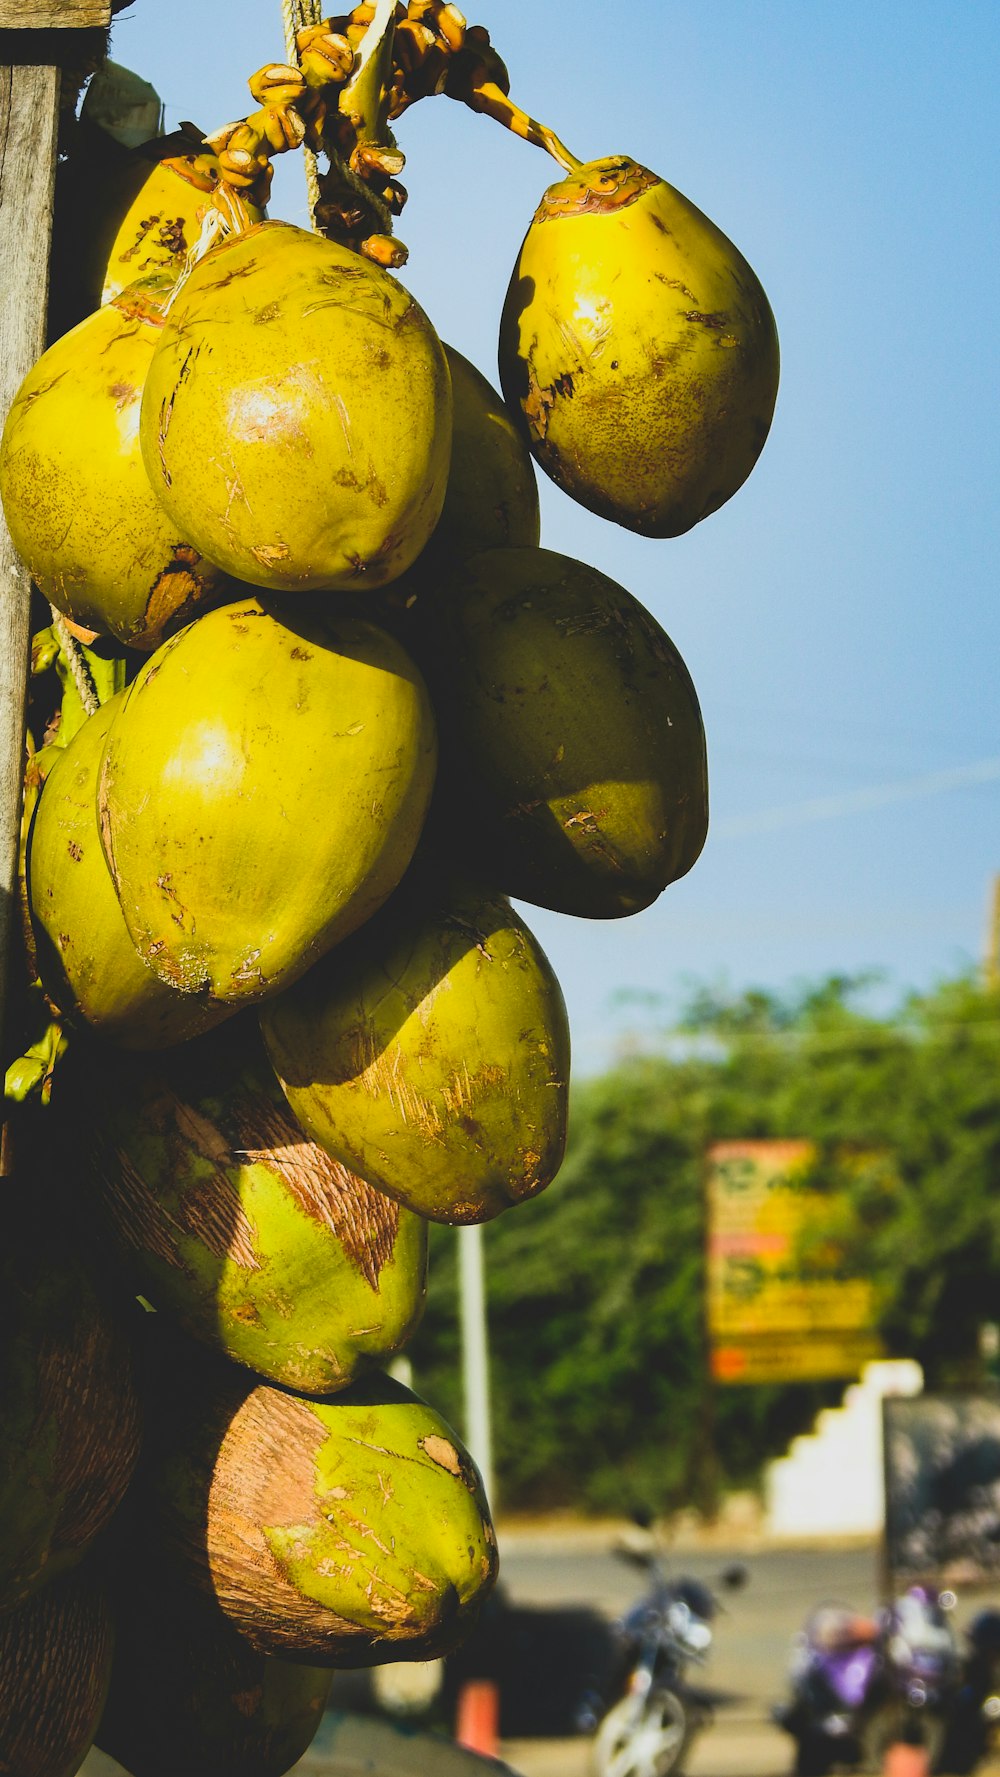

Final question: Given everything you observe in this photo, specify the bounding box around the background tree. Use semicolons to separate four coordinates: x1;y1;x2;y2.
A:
407;972;1000;1514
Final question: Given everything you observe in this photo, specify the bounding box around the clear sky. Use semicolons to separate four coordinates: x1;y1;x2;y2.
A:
108;0;1000;1073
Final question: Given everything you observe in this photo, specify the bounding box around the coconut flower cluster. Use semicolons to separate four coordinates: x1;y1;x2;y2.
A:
0;5;778;1770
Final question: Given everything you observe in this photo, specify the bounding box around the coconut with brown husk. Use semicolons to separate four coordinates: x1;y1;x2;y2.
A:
0;1562;114;1777
97;1566;332;1777
78;1020;427;1394
0;1186;140;1615
136;1338;497;1666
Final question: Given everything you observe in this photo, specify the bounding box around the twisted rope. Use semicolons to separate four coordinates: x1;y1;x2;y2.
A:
48;608;100;717
282;0;325;227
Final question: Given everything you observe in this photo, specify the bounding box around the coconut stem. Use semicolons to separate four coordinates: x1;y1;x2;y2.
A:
464;79;582;173
339;0;399;146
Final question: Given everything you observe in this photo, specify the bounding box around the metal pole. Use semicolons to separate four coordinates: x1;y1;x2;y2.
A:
458;1222;495;1505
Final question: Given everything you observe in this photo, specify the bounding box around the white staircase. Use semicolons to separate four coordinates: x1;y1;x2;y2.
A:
764;1359;924;1539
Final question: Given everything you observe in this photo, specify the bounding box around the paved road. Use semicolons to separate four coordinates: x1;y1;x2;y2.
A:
494;1537;882;1777
497;1535;884;1712
83;1538;1000;1777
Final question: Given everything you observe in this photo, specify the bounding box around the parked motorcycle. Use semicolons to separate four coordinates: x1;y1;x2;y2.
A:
589;1537;747;1777
773;1587;961;1775
936;1606;1000;1775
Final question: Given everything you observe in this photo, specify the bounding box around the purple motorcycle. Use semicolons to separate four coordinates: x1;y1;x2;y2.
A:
774;1591;961;1775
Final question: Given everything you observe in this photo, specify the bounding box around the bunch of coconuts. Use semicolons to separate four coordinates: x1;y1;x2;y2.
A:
0;6;779;1772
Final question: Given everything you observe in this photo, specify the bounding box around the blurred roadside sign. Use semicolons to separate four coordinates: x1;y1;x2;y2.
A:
706;1139;884;1384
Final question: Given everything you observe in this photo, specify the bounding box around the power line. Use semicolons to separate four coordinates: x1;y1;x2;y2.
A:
714;757;1000;839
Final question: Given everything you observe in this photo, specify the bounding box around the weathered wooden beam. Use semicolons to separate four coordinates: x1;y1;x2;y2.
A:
0;61;60;1060
0;1;110;27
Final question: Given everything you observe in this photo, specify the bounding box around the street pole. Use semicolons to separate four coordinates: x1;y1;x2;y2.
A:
458;1222;495;1505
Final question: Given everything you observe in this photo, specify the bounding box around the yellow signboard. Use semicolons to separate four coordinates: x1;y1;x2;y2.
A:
706;1139;884;1385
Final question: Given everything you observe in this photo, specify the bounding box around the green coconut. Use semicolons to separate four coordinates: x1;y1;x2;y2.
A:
27;693;233;1049
0;277;225;649
0;1566;114;1777
261;868;570;1224
499;156;779;536
143;1354;497;1666
83;1024;427;1393
419;546;708;918
425;344;540;566
97;598;437;1006
0;1190;141;1614
139;221;452;593
97;1575;331;1777
382;344;541;635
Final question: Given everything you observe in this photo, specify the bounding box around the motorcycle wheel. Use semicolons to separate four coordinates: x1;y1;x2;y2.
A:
592;1687;691;1777
858;1704;947;1775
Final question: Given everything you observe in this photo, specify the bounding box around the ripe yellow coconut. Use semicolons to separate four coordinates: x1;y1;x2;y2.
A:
419;547;708;917
0;276;225;649
261;868;570;1224
140;221;452;592
27;694;233;1048
499;156;779;536
98;598;437;1005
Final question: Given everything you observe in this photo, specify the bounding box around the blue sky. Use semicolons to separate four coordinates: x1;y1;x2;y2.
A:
110;0;1000;1072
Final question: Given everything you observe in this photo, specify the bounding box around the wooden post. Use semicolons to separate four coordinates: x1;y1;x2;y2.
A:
0;8;109;1076
986;873;1000;990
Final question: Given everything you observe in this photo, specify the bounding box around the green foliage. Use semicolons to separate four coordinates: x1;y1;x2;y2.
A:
407;972;1000;1514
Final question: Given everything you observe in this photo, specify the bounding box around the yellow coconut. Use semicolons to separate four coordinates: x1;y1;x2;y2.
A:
261;867;570;1224
98;598;437;1005
419;547;708;918
140;221;452;593
499;156;779;536
87;137;261;306
0;276;225;649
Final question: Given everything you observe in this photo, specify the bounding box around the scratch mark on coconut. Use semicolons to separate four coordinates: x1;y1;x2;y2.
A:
16;368;69;413
222;470;252;528
230;952;265;993
419;1434;461;1476
334;1509;394;1560
157;872;195;932
251;542;290;569
223;1092;401;1288
332;393;354;456
156;391;175;487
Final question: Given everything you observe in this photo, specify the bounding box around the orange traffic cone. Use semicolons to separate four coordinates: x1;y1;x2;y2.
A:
455;1679;500;1757
882;1742;930;1777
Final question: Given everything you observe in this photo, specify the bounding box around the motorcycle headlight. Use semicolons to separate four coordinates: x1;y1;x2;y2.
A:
685;1621;713;1654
